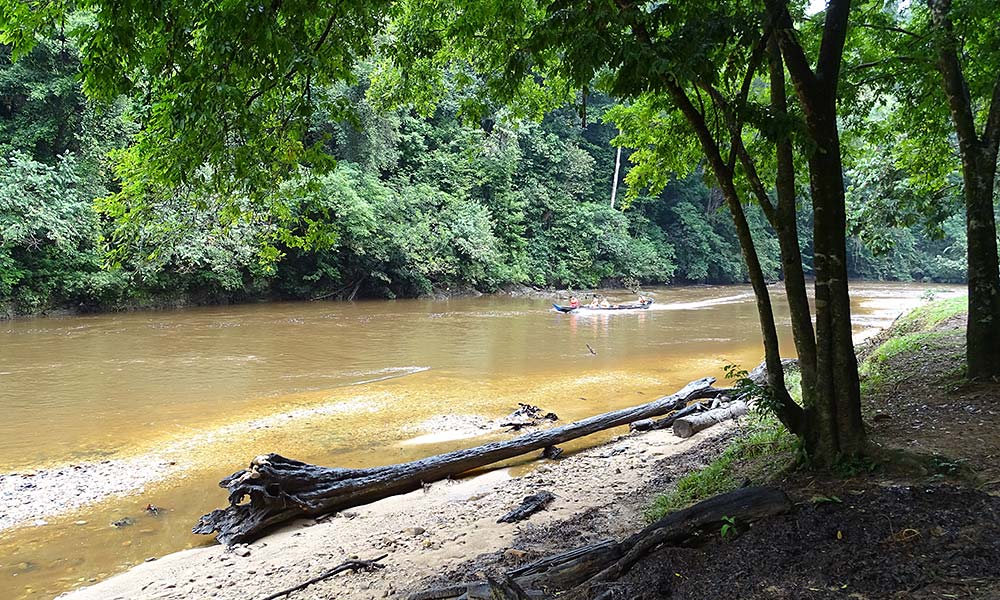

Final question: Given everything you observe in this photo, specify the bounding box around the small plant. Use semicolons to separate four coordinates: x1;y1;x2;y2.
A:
832;454;880;478
720;515;737;539
723;363;778;416
810;494;843;505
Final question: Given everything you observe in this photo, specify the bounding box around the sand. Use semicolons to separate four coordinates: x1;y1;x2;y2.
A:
57;421;737;600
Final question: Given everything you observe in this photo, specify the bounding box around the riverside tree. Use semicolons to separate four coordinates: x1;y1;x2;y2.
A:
848;0;1000;380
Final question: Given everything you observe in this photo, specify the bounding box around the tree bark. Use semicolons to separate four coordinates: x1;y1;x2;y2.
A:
768;34;818;410
930;0;1000;380
194;378;717;544
672;401;748;438
769;0;865;463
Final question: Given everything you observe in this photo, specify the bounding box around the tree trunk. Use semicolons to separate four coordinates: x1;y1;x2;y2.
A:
771;0;865;464
195;378;717;544
963;150;1000;379
802;106;865;461
930;0;1000;380
768;34;818;411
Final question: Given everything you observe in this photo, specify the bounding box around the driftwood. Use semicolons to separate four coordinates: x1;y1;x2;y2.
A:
501;403;559;431
541;446;564;460
672;401;748;439
259;553;388;600
498;491;556;523
628;386;733;432
581;486;789;586
505;540;622;592
195;377;717;544
409;487;792;599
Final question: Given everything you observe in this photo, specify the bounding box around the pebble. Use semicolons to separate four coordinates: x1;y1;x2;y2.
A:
403;526;425;537
232;545;251;557
145;557;157;563
75;520;88;525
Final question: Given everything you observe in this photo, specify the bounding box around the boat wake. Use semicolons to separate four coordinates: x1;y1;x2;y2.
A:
650;293;754;311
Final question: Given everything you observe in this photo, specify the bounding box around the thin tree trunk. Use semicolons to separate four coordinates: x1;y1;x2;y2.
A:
664;80;803;433
768;35;818;409
770;0;865;462
963;151;1000;379
806;109;865;459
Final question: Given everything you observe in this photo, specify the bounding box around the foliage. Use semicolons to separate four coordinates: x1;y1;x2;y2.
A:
647;412;796;519
0;6;984;316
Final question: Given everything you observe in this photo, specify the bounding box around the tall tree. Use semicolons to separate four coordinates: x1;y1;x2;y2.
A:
927;0;1000;379
846;0;1000;380
765;0;866;458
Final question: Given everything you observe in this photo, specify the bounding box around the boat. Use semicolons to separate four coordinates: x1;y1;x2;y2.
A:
552;299;653;313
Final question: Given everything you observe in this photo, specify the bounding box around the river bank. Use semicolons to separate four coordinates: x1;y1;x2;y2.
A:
58;295;1000;600
58;416;740;599
0;283;573;321
0;283;964;599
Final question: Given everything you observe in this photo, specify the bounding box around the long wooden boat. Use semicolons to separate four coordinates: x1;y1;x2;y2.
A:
552;300;654;313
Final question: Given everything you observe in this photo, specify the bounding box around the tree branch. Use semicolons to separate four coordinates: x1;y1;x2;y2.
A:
929;0;978;147
815;0;852;92
766;0;819;97
983;72;1000;154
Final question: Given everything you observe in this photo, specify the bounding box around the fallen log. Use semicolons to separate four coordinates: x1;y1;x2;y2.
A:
561;486;791;599
259;553;388;600
195;377;717;544
409;487;792;600
498;491;556;523
506;540;622;591
628;386;734;432
672;401;748;439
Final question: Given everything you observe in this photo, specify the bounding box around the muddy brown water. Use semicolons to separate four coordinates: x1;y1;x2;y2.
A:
0;282;960;599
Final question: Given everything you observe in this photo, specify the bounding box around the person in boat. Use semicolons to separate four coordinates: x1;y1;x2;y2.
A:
569;296;580;309
599;297;611;308
637;294;649;305
589;296;601;308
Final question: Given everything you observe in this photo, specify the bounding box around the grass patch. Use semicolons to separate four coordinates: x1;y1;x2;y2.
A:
859;330;958;396
647;412;796;520
895;295;966;333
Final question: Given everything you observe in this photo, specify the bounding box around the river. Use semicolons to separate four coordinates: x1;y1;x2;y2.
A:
0;282;959;599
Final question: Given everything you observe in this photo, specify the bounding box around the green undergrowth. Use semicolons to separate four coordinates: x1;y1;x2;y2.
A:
860;296;968;396
894;294;967;334
647;411;797;521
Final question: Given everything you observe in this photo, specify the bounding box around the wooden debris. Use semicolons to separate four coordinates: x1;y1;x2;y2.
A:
408;487;792;600
194;377;717;545
541;446;564;460
672;401;748;439
258;553;388;600
500;403;559;431
498;491;556;524
628;386;734;432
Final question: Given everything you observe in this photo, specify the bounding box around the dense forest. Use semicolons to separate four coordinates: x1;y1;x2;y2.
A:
0;28;968;316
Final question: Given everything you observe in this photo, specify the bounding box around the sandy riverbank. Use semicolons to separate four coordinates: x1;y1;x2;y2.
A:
58;420;737;600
